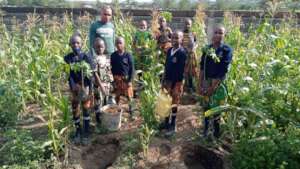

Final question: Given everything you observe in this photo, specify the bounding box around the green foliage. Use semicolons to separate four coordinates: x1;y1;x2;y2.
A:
223;14;300;129
139;64;163;129
112;133;139;168
217;13;300;169
113;4;136;54
139;82;158;129
0;129;44;166
70;61;93;79
0;161;40;169
202;46;220;63
139;124;155;156
160;11;173;22
231;126;300;169
0;12;78;165
0;80;22;131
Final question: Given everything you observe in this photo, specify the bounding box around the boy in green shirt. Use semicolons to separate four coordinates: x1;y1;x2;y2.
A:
133;20;152;70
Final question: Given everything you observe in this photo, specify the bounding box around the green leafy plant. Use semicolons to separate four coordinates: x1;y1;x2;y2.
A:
231;126;300;169
160;11;172;22
139;124;155;156
0;129;44;166
0;80;22;131
202;45;220;63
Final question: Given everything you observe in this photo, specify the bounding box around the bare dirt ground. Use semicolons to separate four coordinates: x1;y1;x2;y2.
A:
17;94;231;169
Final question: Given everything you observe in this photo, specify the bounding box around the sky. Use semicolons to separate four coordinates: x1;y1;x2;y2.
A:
66;0;154;3
66;0;217;3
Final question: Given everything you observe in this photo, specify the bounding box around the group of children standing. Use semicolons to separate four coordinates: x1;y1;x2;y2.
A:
64;34;134;145
64;7;233;145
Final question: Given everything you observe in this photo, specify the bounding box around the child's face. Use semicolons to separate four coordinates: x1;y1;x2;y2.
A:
139;21;147;30
70;36;82;51
159;18;167;28
185;20;192;30
212;27;225;44
116;39;125;51
94;41;105;55
172;32;182;47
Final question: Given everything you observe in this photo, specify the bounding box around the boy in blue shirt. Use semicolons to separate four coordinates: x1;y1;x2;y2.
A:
161;31;187;136
111;37;135;115
64;34;94;145
199;25;233;138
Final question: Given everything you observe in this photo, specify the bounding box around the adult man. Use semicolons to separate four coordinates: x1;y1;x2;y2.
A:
199;25;233;138
89;6;115;55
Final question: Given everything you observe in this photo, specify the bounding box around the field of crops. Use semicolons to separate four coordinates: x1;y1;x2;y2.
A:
0;5;300;169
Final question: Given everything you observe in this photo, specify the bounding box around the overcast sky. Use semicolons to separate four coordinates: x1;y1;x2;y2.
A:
66;0;154;3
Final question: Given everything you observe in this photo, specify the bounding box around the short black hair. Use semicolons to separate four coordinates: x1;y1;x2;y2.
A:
94;37;105;45
69;31;82;45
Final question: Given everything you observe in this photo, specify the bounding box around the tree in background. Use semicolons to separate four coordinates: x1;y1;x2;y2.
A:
1;0;299;11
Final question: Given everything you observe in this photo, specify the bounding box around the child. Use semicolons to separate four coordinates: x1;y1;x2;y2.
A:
156;16;173;43
199;25;233;138
64;33;94;145
182;18;198;93
133;20;152;70
156;16;173;55
111;37;135;115
161;31;187;136
89;38;113;131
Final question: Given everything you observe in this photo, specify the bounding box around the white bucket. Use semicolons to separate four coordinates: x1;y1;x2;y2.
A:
101;104;123;131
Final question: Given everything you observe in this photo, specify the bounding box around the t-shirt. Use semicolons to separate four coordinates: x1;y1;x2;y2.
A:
134;30;152;48
89;21;115;55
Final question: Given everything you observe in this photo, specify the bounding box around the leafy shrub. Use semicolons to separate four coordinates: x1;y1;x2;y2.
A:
0;80;22;130
231;126;300;169
0;129;44;166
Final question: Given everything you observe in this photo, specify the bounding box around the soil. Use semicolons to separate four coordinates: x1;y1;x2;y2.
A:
103;105;122;114
17;93;231;169
68;135;121;169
